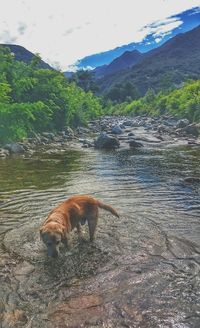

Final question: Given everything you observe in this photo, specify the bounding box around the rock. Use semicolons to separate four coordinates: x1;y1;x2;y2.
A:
111;125;123;135
2;309;27;327
94;133;120;149
129;140;144;148
83;140;94;148
76;127;90;135
40;136;49;144
41;132;55;140
157;125;171;133
187;139;200;145
30;133;42;144
128;132;135;137
119;123;126;129
176;119;190;129
4;143;25;154
144;124;152;131
154;134;164;141
134;135;161;143
100;123;109;131
65;126;74;136
0;148;9;158
123;120;134;127
182;124;200;137
163;117;177;127
79;139;94;148
48;295;103;327
57;130;66;137
132;119;143;127
183;177;200;184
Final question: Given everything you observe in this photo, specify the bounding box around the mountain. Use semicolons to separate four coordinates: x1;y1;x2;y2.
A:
0;44;53;69
75;44;143;70
93;50;144;78
74;7;200;70
97;24;200;99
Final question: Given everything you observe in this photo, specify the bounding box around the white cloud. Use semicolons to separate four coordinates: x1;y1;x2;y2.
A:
141;17;183;40
0;0;199;70
189;6;200;14
155;37;162;43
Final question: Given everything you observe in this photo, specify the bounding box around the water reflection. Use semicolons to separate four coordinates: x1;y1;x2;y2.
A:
0;149;84;192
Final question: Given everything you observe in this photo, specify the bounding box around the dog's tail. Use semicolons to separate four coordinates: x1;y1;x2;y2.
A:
97;201;119;218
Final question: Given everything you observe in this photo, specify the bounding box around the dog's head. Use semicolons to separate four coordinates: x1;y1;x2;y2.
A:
40;222;64;258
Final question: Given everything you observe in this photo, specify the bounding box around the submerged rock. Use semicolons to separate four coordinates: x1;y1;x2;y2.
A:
129;140;144;148
183;177;200;184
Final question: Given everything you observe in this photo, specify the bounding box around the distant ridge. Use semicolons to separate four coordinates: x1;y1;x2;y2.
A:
93;50;144;78
73;7;200;70
0;44;53;69
97;24;200;97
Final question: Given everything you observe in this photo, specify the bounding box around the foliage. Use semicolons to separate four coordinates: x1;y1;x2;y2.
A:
104;81;141;103
0;46;102;143
69;70;99;93
121;80;200;121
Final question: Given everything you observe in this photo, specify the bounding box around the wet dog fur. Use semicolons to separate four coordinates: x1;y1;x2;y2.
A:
40;195;119;258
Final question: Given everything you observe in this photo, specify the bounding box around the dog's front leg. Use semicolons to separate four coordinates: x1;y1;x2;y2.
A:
62;232;71;249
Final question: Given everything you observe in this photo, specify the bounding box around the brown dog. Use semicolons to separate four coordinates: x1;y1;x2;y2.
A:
40;195;119;257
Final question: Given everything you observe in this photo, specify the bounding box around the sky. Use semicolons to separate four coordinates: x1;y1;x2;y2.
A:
0;0;200;70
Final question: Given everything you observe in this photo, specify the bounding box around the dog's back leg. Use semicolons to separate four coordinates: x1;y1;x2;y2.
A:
88;216;98;242
76;222;84;240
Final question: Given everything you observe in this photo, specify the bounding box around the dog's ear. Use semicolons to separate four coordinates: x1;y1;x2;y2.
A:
57;226;66;239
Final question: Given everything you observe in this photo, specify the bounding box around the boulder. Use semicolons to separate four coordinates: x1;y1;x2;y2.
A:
182;124;200;137
94;133;120;149
176;119;190;129
0;148;9;158
111;125;123;135
4;143;25;154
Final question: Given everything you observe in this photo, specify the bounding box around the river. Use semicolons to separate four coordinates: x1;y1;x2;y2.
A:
0;135;200;327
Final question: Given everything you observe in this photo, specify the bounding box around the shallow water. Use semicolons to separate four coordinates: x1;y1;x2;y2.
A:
0;142;200;327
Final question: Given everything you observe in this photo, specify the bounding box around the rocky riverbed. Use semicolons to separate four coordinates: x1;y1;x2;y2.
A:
1;115;200;158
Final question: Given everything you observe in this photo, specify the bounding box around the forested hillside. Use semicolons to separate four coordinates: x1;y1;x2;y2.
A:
106;80;200;122
0;46;102;143
98;25;200;101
